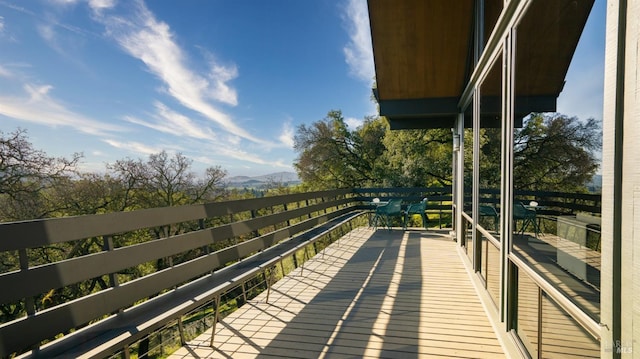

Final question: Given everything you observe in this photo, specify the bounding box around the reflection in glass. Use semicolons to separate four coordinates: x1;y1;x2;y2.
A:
512;0;603;321
541;292;600;358
486;238;500;306
464;216;473;261
479;56;502;237
517;269;539;358
463;105;473;218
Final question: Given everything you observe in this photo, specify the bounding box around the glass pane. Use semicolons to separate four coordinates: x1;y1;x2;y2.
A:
541;292;600;358
483;0;503;48
479;55;502;238
463;105;473;218
517;269;539;358
465;216;473;261
481;232;488;280
512;0;603;321
486;239;500;306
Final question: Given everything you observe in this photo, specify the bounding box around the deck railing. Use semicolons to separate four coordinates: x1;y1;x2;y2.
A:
0;186;599;358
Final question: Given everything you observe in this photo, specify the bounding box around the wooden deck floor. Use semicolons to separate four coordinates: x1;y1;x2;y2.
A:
169;227;506;358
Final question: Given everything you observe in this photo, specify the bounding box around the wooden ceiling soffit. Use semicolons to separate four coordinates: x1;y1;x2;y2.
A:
368;0;474;101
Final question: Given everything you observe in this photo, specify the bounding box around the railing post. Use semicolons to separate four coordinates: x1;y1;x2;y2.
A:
122;344;130;359
241;280;247;304
284;203;291;227
210;294;221;347
299;249;305;276
178;317;186;346
265;266;275;304
19;248;40;355
280;260;285;278
250;210;260;237
103;235;119;288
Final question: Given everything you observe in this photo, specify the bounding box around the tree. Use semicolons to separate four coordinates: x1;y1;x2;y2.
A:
293;111;454;189
513;113;601;192
294;110;386;189
381;128;453;187
0;129;82;221
108;151;227;210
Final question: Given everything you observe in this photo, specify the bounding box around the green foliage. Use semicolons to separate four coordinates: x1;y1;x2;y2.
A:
381;127;453;187
294;111;453;188
294;110;385;189
514;113;601;192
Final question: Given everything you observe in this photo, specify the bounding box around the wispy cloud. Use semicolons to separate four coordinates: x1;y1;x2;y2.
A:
124;101;218;141
88;0;116;11
95;1;267;144
343;0;374;83
0;83;123;135
0;64;10;77
208;145;292;169
102;139;167;156
279;119;294;148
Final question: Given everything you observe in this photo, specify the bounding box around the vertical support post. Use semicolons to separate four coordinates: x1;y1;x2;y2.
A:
250;210;260;238
210;294;221;347
265;267;275;304
103;235;119;288
163;226;173;268
280;260;285;278
241;280;247;304
299;248;306;276
178;317;186;346
19;248;36;317
122;344;130;359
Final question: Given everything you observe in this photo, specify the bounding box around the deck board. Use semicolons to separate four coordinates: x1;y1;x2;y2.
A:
170;227;506;358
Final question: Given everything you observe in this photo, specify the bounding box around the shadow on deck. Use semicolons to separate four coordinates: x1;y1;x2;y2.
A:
170;227;506;358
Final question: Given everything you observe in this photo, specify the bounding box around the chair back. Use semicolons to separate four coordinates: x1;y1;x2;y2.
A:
513;202;533;219
407;199;427;214
379;199;403;216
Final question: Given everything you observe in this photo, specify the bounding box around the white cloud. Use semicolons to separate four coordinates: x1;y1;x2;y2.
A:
124;101;217;141
96;1;267;144
0;83;123;135
102;139;165;155
0;15;5;34
88;0;116;12
343;0;374;82
279;120;294;148
207;59;239;105
345;116;363;129
37;23;55;41
212;145;291;169
0;64;11;77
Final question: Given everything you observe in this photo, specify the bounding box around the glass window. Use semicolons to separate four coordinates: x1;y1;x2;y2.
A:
517;269;539;358
479;55;502;238
512;0;604;321
541;292;600;358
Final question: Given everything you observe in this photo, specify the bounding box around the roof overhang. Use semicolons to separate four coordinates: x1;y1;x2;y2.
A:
367;0;594;129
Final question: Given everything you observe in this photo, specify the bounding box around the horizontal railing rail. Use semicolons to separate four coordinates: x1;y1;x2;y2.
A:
0;189;360;358
0;186;600;358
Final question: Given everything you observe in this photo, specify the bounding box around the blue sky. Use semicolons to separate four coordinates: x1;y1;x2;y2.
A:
0;0;604;178
0;0;375;176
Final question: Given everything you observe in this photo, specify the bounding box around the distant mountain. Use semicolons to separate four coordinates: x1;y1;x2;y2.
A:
225;172;300;188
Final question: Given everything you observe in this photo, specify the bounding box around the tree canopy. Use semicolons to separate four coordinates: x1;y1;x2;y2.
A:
294;110;601;192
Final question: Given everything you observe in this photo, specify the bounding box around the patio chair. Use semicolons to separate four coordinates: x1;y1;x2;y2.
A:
513;201;539;237
372;199;403;230
479;205;499;231
403;197;428;229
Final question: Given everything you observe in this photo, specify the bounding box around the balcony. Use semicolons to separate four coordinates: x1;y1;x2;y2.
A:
0;187;600;358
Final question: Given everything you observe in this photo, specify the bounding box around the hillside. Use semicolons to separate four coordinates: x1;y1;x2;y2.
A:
225;172;300;188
